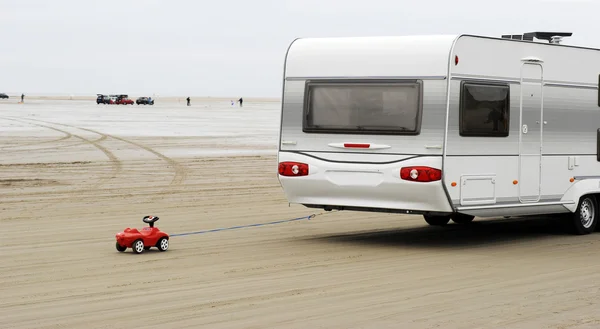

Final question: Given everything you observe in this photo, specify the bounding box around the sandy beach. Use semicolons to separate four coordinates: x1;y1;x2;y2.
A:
1;98;600;329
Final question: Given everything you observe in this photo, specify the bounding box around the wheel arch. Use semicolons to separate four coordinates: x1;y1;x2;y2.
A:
560;179;600;212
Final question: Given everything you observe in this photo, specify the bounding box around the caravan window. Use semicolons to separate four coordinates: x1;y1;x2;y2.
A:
459;81;510;137
303;80;423;135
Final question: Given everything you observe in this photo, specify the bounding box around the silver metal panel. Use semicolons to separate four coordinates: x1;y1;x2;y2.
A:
458;204;571;217
446;36;600;157
538;86;600;155
280;80;449;157
452;195;564;206
452;74;597;89
286;76;447;81
459;175;496;205
296;152;418;164
452;36;600;85
285;35;458;78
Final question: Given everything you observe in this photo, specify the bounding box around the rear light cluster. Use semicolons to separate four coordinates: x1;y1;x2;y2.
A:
400;166;442;182
278;162;309;177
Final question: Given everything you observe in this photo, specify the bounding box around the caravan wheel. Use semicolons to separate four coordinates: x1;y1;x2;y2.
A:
451;213;475;224
569;195;598;235
423;215;451;226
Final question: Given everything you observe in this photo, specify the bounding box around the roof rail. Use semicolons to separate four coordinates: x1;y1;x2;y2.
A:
501;31;573;44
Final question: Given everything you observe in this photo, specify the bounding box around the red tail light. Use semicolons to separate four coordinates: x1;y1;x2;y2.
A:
344;143;370;148
278;162;309;177
400;166;442;182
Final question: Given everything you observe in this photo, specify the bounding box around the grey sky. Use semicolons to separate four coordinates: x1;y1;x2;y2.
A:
0;0;597;98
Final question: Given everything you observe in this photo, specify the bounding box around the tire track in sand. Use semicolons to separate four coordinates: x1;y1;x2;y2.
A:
1;135;107;153
0;131;72;150
20;117;188;188
0;117;122;189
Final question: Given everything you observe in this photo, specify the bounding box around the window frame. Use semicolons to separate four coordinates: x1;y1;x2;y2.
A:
459;80;511;137
301;79;424;136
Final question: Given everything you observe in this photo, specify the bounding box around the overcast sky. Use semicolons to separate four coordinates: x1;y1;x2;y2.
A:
0;0;597;98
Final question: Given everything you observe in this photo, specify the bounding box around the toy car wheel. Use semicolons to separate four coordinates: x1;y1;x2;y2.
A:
157;237;169;252
132;239;145;254
115;242;127;252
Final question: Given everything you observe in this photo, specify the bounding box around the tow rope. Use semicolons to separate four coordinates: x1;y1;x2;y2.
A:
170;212;328;237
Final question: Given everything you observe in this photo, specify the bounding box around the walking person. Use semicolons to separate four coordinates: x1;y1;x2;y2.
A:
21;93;24;103
238;97;243;107
186;97;190;106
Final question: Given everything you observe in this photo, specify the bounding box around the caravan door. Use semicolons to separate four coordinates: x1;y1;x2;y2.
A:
518;60;544;203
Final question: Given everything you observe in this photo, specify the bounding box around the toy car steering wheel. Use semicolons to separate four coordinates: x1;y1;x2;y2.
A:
142;215;160;227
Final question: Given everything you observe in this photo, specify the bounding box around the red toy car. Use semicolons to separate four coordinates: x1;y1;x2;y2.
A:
115;216;169;253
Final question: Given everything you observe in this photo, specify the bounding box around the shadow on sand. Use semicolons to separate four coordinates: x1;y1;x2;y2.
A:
301;215;589;249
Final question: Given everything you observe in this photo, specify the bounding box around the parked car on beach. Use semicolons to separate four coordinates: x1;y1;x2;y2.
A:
136;97;154;105
96;94;112;104
0;93;9;99
115;95;134;105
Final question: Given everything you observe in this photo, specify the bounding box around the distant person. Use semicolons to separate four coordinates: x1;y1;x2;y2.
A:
21;93;24;103
238;97;243;107
186;97;190;106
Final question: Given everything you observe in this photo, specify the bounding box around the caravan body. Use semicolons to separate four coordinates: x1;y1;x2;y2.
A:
277;32;600;233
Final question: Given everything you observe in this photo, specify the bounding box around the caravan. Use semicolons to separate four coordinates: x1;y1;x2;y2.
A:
276;32;600;235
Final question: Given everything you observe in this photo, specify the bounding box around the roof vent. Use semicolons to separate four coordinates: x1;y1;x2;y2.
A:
501;32;573;44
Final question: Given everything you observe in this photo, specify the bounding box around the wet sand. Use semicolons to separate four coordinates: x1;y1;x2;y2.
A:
1;100;600;329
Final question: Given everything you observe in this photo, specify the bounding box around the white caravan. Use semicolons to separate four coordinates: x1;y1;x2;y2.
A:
277;31;600;235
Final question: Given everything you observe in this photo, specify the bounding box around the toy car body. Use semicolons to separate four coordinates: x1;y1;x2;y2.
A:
115;216;169;253
0;93;9;99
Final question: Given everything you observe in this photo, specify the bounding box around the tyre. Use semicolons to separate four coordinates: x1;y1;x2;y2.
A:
451;213;475;224
116;242;127;252
132;239;145;254
568;195;598;235
423;215;451;226
157;237;169;251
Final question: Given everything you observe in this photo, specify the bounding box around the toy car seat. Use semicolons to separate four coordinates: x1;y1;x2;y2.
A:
143;215;160;228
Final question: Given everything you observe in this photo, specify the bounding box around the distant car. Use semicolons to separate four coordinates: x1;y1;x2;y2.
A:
136;97;154;105
115;97;134;105
96;94;111;104
0;93;9;99
115;216;169;253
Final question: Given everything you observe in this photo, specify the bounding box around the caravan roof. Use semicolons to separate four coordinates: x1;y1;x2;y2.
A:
285;35;459;79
